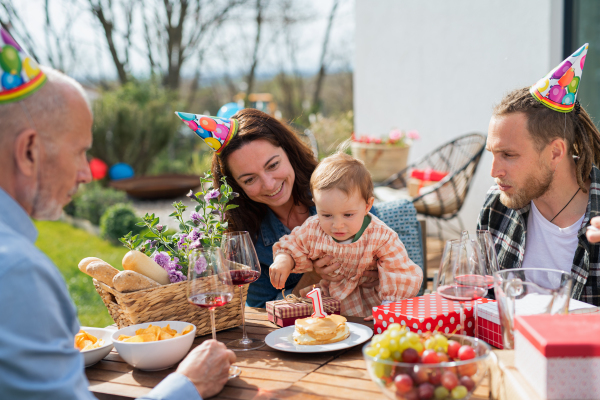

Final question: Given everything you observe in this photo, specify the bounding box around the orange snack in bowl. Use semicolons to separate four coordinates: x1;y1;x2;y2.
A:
117;324;194;343
75;330;105;351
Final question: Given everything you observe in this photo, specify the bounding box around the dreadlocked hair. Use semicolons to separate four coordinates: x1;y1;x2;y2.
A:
493;87;600;193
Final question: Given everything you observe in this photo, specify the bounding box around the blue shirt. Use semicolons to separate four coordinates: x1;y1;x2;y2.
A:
0;188;200;400
249;205;378;308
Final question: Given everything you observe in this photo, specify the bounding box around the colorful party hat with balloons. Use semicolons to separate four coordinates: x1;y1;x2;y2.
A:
175;112;239;154
530;43;588;113
0;27;46;104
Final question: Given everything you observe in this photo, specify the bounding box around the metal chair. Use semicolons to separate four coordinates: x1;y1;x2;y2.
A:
375;133;487;240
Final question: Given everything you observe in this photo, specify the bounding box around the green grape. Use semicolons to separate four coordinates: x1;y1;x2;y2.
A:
406;332;420;345
434;334;449;352
378;348;391;359
392;350;402;360
434;386;450;399
365;346;379;357
371;334;382;344
413;341;424;355
388;323;401;331
425;337;436;350
388;339;399;352
379;336;391;348
451;385;468;399
374;342;383;349
372;361;386;378
389;329;401;340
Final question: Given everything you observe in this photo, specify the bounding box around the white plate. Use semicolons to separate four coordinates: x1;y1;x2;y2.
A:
265;322;373;353
79;327;115;367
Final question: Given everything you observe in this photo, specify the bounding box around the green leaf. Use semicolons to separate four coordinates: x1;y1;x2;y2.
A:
168;212;177;217
144;232;158;238
225;204;239;211
135;222;146;227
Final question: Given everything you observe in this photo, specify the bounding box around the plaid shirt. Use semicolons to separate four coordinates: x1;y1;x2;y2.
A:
273;214;423;317
477;165;600;306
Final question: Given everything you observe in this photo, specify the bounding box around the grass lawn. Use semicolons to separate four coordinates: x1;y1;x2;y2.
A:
34;220;128;328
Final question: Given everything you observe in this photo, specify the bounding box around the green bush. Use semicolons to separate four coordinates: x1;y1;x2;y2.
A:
73;182;129;225
100;203;143;243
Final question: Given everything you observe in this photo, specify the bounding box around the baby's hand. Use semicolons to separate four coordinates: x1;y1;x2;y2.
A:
269;253;294;290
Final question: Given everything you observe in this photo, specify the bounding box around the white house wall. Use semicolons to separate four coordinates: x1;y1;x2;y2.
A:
355;0;564;235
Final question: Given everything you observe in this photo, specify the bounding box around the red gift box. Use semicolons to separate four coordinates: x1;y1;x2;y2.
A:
514;314;600;399
266;297;341;327
476;301;503;349
372;293;494;336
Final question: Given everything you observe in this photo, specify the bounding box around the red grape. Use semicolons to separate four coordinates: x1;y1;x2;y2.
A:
402;348;420;363
460;375;475;391
421;350;440;364
418;382;435;399
441;370;459;390
458;362;478;377
437;352;450;363
413;368;429;384
404;389;419;400
428;369;442;385
447;340;461;359
458;345;476;361
394;374;413;394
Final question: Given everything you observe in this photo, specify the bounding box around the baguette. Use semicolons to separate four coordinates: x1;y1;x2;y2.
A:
78;257;103;274
86;261;119;287
113;270;161;292
122;250;171;285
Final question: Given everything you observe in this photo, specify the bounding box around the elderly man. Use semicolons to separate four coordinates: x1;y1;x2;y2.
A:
478;44;600;306
0;28;234;399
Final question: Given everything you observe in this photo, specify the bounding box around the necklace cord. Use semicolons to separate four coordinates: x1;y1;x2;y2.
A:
549;187;581;223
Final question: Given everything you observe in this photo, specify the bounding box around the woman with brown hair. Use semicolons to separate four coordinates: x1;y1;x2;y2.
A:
177;108;379;307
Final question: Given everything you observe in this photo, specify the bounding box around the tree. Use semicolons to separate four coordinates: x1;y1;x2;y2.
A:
312;0;339;114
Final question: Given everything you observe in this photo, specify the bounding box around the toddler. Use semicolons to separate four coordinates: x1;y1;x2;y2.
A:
269;152;423;317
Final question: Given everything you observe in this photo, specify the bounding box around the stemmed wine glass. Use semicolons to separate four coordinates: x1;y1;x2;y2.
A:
221;231;265;351
187;247;235;341
436;237;488;335
475;230;499;295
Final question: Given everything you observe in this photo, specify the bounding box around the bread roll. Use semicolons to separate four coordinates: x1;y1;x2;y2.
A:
113;270;161;292
86;261;119;287
78;257;102;274
122;250;171;285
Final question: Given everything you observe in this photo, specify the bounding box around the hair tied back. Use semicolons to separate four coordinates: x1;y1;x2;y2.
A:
575;100;581;116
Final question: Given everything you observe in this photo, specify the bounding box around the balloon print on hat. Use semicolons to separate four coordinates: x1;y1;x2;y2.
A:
0;45;22;75
175;111;239;154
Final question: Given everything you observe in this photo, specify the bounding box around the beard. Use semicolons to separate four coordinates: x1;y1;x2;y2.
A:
498;165;553;210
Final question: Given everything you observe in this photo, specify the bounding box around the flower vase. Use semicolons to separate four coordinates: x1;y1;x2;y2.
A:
350;142;410;182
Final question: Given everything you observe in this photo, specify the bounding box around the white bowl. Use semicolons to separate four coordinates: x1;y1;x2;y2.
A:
79;327;115;367
111;321;196;371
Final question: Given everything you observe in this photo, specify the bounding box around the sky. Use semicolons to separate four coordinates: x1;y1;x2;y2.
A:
4;0;355;83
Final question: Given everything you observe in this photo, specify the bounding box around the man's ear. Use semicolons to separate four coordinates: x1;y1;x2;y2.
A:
549;138;567;165
13;129;39;178
365;196;375;214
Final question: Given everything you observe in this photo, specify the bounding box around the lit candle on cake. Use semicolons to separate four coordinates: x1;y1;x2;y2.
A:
306;286;328;318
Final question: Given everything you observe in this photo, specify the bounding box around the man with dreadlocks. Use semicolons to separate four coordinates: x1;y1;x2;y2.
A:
478;44;600;306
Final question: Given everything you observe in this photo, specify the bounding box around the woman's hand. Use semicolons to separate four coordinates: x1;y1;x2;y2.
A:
312;255;343;282
587;217;600;243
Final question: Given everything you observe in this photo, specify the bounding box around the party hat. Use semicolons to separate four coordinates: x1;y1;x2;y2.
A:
530;43;588;113
0;27;47;104
175;112;239;154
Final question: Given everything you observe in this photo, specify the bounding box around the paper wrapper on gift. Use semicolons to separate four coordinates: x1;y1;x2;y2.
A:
266;297;341;327
372;293;494;336
408;178;437;197
515;314;600;400
408;169;449;197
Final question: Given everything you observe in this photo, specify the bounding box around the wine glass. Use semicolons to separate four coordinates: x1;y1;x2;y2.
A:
437;237;488;335
475;230;499;294
221;231;265;351
187;247;235;341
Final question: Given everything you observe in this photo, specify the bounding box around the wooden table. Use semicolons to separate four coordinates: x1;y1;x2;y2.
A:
86;307;490;399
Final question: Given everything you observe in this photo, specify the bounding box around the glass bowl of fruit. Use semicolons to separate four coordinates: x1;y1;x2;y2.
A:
362;323;490;400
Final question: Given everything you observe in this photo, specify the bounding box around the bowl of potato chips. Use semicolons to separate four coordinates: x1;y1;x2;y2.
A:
76;327;115;367
111;321;196;371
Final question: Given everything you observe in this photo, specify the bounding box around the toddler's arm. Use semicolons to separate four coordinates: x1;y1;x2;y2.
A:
270;253;295;290
272;221;317;275
376;234;423;302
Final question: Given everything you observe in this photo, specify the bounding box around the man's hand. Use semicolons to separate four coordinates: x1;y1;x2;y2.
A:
177;340;236;399
269;253;295;289
587;216;600;243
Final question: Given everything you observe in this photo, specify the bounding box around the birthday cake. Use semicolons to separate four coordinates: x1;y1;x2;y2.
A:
293;314;350;345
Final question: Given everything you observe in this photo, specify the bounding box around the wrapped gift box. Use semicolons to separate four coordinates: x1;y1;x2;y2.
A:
477;298;598;350
514;314;600;400
266;297;341;327
408;169;449;197
372;293;494;336
476;301;503;349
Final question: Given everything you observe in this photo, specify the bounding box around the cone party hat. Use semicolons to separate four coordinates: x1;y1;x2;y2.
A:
0;27;46;104
530;43;588;113
175;112;239;154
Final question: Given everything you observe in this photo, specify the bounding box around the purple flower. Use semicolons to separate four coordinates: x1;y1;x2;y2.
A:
186;190;195;199
145;239;154;249
153;252;171;269
169;270;187;283
156;224;164;232
190;212;204;226
177;234;189;249
190;229;203;241
190;240;203;250
194;256;207;274
204;189;220;202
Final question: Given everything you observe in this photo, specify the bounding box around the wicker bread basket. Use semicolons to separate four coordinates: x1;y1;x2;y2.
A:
93;279;247;337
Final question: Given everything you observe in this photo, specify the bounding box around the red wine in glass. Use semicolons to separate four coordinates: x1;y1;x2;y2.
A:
230;270;261;286
437;285;487;302
189;293;234;308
